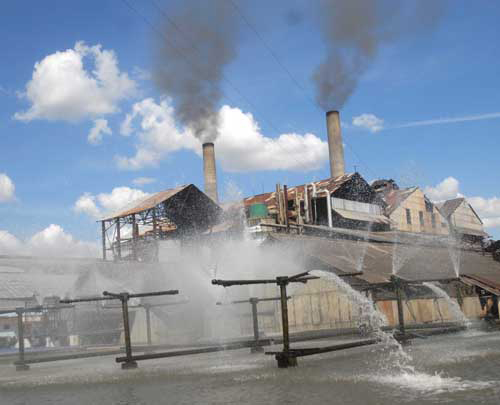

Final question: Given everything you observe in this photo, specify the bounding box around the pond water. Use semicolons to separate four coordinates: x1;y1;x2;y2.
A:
1;331;499;404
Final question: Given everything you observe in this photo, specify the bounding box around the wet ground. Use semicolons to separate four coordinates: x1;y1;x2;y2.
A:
1;330;500;404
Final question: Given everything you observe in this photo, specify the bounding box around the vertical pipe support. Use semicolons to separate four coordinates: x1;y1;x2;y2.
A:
120;294;138;369
391;276;406;338
250;298;263;353
132;214;137;261
115;218;122;261
15;309;29;371
101;221;107;261
145;304;152;347
276;278;297;368
284;185;289;232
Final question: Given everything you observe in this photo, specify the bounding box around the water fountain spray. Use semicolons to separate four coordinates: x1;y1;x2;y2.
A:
212;270;373;368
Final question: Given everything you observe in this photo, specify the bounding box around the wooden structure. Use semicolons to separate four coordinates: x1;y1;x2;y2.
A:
438;197;488;243
383;187;449;235
99;184;222;262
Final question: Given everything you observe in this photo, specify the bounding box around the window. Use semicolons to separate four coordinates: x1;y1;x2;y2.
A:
431;213;436;228
406;208;412;225
419;211;424;226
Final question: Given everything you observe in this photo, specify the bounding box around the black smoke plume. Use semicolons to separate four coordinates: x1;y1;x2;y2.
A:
154;0;238;142
313;0;446;110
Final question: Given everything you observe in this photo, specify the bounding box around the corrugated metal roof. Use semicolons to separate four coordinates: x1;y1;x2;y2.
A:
332;208;392;224
101;185;190;220
0;269;38;310
439;198;464;219
383;187;418;215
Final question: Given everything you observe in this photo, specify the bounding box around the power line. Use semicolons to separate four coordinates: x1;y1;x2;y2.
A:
228;0;378;179
121;0;314;172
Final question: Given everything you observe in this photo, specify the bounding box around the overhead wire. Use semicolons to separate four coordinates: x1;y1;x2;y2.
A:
121;0;314;172
228;0;378;179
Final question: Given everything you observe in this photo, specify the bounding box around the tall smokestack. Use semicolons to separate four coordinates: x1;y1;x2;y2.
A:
202;142;218;203
326;110;345;178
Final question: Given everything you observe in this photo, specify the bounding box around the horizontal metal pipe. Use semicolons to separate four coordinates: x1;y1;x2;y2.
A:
0;304;74;315
60;296;115;304
265;338;380;358
212;279;278;286
216;296;288;305
115;340;273;363
392;276;460;284
105;290;180;299
61;290;179;304
15;349;124;365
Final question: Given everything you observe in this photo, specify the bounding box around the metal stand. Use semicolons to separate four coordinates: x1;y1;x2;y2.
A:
0;304;75;371
61;289;179;370
391;276;406;338
15;309;29;371
212;271;365;368
217;296;288;353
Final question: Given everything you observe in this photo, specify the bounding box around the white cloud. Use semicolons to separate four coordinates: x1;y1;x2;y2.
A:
352;113;384;133
426;177;500;231
424;177;461;202
0;225;98;257
0;173;15;202
74;186;150;219
116;98;198;169
115;98;328;172
74;193;101;218
132;177;156;186
28;224;98;257
88;118;112;145
0;230;23;255
467;196;500;229
14;41;136;123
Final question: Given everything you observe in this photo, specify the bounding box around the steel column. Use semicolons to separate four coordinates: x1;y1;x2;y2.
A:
116;218;122;260
101;220;107;261
145;305;152;346
15;310;29;371
120;294;138;369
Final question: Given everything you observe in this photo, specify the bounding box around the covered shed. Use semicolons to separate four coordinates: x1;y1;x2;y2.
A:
99;184;222;262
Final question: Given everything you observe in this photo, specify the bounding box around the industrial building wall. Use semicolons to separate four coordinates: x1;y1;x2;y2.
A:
390;189;450;235
241;280;484;337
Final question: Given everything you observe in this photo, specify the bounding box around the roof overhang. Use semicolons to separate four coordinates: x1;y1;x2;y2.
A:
332;208;391;224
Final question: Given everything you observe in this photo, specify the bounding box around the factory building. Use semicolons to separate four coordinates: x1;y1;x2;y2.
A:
438;197;488;245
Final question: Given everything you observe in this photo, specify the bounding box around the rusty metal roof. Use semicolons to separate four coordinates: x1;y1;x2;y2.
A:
101;185;190;221
383;187;418;215
438;198;464;219
244;173;355;207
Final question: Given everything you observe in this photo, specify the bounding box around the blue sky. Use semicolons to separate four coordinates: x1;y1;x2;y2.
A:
0;0;499;254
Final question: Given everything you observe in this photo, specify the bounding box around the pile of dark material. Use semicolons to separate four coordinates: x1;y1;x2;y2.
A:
485;240;500;262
